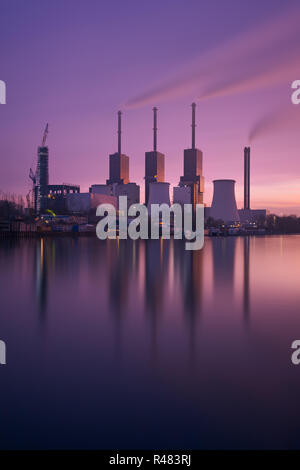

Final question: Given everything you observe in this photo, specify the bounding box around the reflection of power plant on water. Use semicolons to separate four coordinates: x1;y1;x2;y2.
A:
31;237;252;364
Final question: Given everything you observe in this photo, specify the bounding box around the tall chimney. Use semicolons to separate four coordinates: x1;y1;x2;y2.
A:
244;146;250;210
118;110;122;155
153;107;157;152
191;102;196;149
247;147;250;209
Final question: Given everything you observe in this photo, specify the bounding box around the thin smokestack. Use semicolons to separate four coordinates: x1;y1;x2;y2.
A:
118;110;122;154
244;146;250;210
191;102;196;149
153;107;157;152
248;147;250;209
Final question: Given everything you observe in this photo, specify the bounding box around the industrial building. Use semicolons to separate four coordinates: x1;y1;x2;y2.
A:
47;183;80;213
244;146;250;210
35;125;50;213
147;182;170;215
174;103;204;212
29;125;81;215
66;192;117;214
106;111;129;185
239;146;266;222
145;107;165;205
173;185;191;208
90;182;140;210
206;146;266;225
89;111;140;212
36;146;49;213
89;184;112;196
29;125;49;214
238;208;266;223
111;183;140;209
28;111;271;230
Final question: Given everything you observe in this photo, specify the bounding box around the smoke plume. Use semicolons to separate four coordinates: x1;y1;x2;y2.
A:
249;105;300;142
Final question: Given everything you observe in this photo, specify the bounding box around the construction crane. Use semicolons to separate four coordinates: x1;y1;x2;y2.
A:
41;123;49;147
29;167;36;186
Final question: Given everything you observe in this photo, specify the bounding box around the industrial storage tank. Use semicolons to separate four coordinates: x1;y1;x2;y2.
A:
210;179;239;223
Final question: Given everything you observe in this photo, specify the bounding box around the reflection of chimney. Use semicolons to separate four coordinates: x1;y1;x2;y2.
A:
244;147;250;210
243;236;250;322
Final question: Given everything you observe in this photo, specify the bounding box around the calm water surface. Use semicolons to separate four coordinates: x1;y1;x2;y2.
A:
1;235;300;449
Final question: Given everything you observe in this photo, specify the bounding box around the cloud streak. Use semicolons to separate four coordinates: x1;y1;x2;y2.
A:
125;6;300;108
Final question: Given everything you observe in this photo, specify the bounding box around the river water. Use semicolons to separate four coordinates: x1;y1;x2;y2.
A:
1;235;300;449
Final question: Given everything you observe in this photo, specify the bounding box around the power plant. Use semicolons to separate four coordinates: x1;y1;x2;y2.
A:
206;146;266;224
29;124;80;215
26;106;266;229
174;103;204;211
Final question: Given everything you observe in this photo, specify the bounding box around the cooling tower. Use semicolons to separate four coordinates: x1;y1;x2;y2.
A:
210;179;239;222
147;182;170;214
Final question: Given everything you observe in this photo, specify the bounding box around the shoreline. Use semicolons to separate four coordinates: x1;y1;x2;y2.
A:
1;231;300;240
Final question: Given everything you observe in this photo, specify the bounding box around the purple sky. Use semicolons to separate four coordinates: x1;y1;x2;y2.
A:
1;0;300;214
